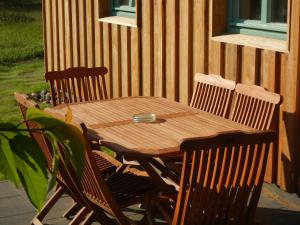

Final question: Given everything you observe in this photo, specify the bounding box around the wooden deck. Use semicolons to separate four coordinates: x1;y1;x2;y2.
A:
1;180;300;225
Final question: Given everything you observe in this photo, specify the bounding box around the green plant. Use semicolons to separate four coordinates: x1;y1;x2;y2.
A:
0;108;85;210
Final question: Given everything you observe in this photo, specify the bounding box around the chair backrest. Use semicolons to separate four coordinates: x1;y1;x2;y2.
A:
230;84;281;130
173;131;275;225
45;67;109;106
190;73;236;117
14;93;52;169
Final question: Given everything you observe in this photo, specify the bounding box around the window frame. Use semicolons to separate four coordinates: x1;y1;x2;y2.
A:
111;0;136;18
228;0;288;40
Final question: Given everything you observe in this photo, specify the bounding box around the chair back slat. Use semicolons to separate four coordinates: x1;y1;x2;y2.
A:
230;84;281;130
45;67;109;106
173;131;275;225
190;74;236;117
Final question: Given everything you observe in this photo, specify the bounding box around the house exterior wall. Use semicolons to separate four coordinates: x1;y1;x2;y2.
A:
42;0;300;193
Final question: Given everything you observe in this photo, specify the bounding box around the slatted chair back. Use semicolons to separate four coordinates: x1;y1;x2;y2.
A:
190;73;236;117
45;67;109;106
172;131;275;225
60;124;133;225
230;84;281;130
14;92;52;169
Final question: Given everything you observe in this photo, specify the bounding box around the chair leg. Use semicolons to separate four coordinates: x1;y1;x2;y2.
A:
64;201;81;218
68;207;91;225
31;185;65;224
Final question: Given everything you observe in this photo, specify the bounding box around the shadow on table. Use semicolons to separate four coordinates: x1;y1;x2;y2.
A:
255;207;300;225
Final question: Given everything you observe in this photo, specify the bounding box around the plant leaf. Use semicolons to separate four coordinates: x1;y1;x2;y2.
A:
27;108;85;180
9;135;48;210
0;132;20;187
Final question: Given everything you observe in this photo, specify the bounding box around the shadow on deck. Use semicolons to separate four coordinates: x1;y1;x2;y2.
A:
1;181;300;225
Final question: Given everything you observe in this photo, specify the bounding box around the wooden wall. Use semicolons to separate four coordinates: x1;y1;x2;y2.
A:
42;0;300;192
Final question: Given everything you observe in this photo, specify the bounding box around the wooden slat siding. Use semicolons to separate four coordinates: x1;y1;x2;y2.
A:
111;24;121;98
64;0;72;69
78;0;87;67
94;0;102;67
179;0;193;104
102;23;112;98
130;28;141;96
225;44;241;82
193;0;208;75
71;0;80;67
86;0;95;68
279;0;300;192
142;0;154;96
52;0;59;71
57;0;65;70
154;0;166;97
241;47;260;85
165;0;179;101
121;27;131;97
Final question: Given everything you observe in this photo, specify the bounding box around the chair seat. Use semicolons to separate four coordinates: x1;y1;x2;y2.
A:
107;172;156;204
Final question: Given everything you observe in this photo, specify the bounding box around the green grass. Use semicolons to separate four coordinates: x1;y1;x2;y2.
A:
0;2;47;181
0;2;44;66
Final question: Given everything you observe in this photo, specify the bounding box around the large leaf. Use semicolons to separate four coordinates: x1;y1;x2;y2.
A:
10;135;48;210
27;108;85;180
0;132;20;187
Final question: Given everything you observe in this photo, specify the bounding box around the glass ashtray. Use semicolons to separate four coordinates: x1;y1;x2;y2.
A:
132;113;157;123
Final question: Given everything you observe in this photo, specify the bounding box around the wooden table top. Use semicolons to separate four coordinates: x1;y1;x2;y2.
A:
45;97;255;157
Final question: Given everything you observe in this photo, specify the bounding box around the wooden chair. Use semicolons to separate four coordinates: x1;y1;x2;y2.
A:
58;123;159;225
190;73;236;117
159;131;275;225
14;93;120;225
45;67;109;106
230;84;281;130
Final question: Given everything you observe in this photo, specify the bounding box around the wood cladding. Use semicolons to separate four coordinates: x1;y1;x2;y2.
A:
42;0;300;192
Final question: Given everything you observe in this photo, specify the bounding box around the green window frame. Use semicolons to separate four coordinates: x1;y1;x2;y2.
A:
111;0;136;18
228;0;288;40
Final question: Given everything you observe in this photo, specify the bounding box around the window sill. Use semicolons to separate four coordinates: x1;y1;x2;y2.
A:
99;16;138;28
212;34;288;53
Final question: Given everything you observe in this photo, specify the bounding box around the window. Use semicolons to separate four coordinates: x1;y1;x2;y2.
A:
228;0;288;40
111;0;136;18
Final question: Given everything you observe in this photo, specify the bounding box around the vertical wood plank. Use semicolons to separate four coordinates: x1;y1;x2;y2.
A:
112;25;121;98
179;0;193;104
52;0;59;70
131;28;141;96
165;0;179;101
193;0;208;75
121;27;131;97
64;0;73;69
44;0;53;72
58;0;65;70
142;0;154;96
78;0;87;66
103;23;112;98
209;41;225;76
154;0;166;97
241;47;260;85
94;0;103;67
225;44;241;81
71;0;80;67
86;0;95;67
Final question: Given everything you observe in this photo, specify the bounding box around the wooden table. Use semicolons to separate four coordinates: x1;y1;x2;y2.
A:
45;96;255;158
45;96;256;190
